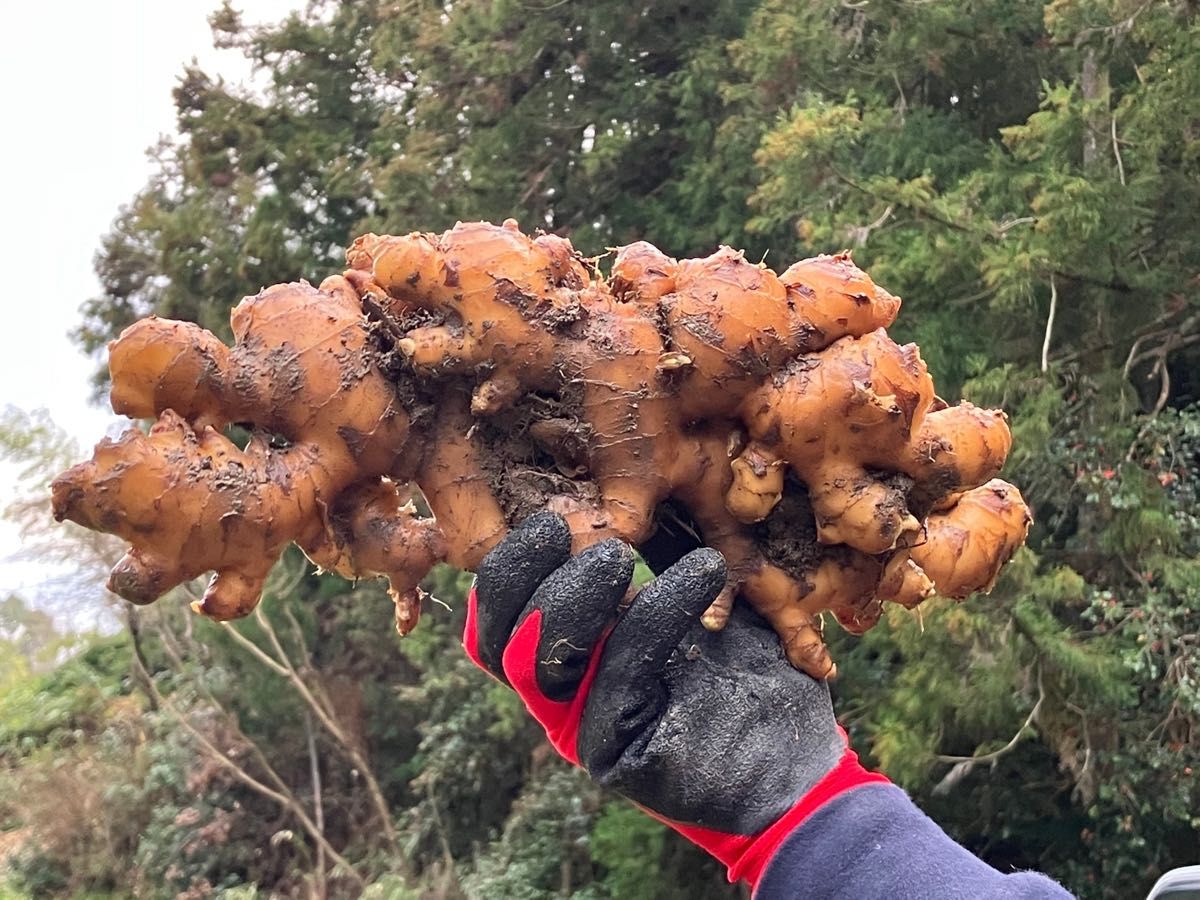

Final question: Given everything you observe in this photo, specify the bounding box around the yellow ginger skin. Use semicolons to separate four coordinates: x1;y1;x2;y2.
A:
53;220;1031;678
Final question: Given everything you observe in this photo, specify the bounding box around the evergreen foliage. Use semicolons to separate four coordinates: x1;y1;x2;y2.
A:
6;0;1200;896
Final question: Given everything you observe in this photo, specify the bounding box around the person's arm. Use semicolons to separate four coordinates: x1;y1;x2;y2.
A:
756;785;1070;899
465;513;1074;899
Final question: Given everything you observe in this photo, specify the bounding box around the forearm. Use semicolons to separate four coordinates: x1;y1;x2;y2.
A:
755;783;1074;900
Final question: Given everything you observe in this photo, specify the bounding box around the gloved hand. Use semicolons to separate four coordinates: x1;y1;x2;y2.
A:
462;511;886;888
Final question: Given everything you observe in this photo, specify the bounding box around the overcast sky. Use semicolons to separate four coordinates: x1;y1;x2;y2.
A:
0;0;301;622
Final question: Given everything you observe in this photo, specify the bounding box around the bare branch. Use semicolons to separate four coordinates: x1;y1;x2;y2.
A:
892;73;907;122
1065;702;1097;803
255;604;296;672
1122;314;1200;415
304;711;327;899
1041;276;1058;373
124;606;159;711
1111;117;1126;186
250;604;401;852
1151;355;1172;414
128;644;364;888
997;216;1036;235
1073;0;1154;45
283;605;314;668
845;204;894;248
933;665;1045;794
221;621;291;676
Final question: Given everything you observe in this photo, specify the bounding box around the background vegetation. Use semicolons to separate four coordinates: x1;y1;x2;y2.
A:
4;0;1200;896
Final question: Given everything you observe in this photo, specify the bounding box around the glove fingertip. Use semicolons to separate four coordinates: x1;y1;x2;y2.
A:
665;547;728;613
589;537;637;579
478;512;571;580
472;513;574;681
531;537;635;617
676;547;726;581
516;510;573;554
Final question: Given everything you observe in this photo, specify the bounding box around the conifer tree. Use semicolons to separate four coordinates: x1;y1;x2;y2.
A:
35;1;1200;896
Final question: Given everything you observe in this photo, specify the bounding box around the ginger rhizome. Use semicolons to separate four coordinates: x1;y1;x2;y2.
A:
52;220;1031;677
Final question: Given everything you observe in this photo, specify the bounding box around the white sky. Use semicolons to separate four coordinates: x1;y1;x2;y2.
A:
0;0;302;624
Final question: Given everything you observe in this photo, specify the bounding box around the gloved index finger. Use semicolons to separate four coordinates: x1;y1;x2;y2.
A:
580;548;726;773
472;511;572;680
522;538;634;701
608;548;727;675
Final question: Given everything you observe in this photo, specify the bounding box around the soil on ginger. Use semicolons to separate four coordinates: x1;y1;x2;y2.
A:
477;388;599;523
755;478;825;578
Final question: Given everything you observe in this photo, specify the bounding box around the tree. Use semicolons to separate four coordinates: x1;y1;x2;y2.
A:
726;1;1200;892
32;0;1200;897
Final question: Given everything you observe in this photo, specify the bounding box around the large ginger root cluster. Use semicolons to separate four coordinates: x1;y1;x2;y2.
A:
53;220;1030;677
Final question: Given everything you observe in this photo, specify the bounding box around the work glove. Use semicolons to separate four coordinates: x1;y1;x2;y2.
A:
462;511;886;889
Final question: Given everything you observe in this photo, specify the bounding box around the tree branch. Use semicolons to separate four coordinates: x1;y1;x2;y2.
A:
1111;117;1127;186
845;204;894;247
128;639;363;888
251;604;400;852
1052;269;1132;294
304;711;327;900
1041;275;1058;373
1122;313;1200;414
221;620;290;676
933;665;1045;795
124;606;159;711
183;568;402;855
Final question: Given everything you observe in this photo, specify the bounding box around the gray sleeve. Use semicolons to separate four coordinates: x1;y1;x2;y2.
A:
755;784;1075;900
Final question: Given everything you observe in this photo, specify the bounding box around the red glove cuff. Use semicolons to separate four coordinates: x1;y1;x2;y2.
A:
658;742;890;888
